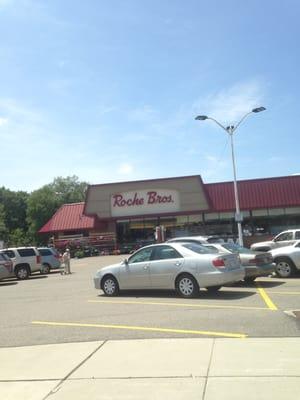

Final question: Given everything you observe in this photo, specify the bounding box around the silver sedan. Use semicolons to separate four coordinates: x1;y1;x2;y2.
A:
94;242;245;298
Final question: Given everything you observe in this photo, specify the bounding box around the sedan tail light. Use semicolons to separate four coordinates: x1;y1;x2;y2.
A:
36;255;41;264
212;258;225;268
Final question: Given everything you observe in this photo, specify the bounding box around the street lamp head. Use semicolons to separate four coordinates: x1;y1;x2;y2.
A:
252;106;266;113
195;115;208;121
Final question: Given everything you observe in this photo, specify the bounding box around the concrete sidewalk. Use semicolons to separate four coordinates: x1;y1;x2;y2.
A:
0;338;299;400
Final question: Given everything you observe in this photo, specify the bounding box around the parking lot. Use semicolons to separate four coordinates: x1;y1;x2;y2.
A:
1;255;299;347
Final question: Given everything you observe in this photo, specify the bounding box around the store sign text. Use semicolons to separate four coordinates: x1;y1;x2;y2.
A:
112;191;174;207
111;189;180;217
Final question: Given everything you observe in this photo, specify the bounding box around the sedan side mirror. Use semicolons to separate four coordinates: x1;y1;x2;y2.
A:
123;258;129;266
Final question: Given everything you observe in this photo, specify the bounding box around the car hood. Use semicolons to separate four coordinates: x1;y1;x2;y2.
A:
251;240;274;248
270;245;295;256
95;262;122;277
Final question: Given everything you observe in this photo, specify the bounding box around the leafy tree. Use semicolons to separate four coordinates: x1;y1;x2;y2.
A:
27;176;88;242
50;176;88;204
0;188;29;232
8;228;32;247
0;203;8;242
27;186;59;242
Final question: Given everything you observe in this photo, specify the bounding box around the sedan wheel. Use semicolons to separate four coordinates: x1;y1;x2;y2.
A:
40;264;50;274
102;276;119;296
176;275;198;298
275;259;294;278
16;266;29;280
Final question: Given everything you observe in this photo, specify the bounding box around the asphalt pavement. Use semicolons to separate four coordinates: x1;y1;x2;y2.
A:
1;255;300;399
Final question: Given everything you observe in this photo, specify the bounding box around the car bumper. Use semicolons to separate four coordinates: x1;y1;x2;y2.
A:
196;268;245;288
244;263;276;278
94;277;101;290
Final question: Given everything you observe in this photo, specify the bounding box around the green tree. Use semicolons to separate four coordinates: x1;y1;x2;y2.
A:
0;188;29;232
8;228;32;247
0;203;8;243
27;185;58;242
27;176;88;242
50;176;88;204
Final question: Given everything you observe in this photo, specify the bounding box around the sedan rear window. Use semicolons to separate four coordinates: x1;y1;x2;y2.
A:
182;243;216;254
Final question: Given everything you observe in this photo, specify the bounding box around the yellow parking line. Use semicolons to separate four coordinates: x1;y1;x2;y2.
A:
32;320;247;339
255;283;278;310
88;299;270;311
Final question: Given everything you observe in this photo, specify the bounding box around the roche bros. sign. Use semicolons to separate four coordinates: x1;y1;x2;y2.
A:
110;189;180;217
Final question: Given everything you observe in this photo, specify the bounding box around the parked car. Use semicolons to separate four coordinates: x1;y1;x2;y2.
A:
270;241;300;278
1;247;41;280
202;243;275;283
38;247;61;274
94;242;244;298
0;252;13;280
168;235;225;244
250;229;300;252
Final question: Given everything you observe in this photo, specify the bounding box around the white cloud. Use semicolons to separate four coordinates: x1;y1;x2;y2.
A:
0;117;8;126
193;79;265;125
118;163;134;175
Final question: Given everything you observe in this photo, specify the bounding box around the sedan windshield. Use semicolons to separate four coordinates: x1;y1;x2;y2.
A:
182;242;218;255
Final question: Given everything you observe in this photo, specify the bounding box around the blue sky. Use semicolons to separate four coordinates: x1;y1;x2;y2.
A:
1;0;299;192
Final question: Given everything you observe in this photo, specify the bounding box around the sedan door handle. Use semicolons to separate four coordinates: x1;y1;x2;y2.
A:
174;262;181;266
143;266;148;270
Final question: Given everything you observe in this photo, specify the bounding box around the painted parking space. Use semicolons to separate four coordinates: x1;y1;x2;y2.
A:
32;320;247;339
27;278;299;342
88;298;272;311
3;254;300;346
30;280;290;341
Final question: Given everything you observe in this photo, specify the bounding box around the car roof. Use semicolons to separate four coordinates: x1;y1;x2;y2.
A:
3;247;36;250
130;242;214;258
168;236;208;242
277;229;300;233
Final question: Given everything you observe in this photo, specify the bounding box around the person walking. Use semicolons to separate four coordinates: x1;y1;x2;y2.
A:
61;248;71;275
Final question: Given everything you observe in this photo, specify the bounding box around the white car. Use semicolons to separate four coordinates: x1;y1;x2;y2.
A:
94;242;244;298
2;247;42;280
270;241;300;278
251;229;300;252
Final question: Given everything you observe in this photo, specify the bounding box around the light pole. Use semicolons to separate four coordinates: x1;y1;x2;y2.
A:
195;107;266;246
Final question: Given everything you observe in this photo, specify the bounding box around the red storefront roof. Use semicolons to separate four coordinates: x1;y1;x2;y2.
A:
39;176;300;234
206;175;300;212
39;202;95;233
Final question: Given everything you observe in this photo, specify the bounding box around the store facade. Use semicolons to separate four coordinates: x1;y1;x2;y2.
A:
84;174;300;249
40;174;300;251
83;176;210;249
